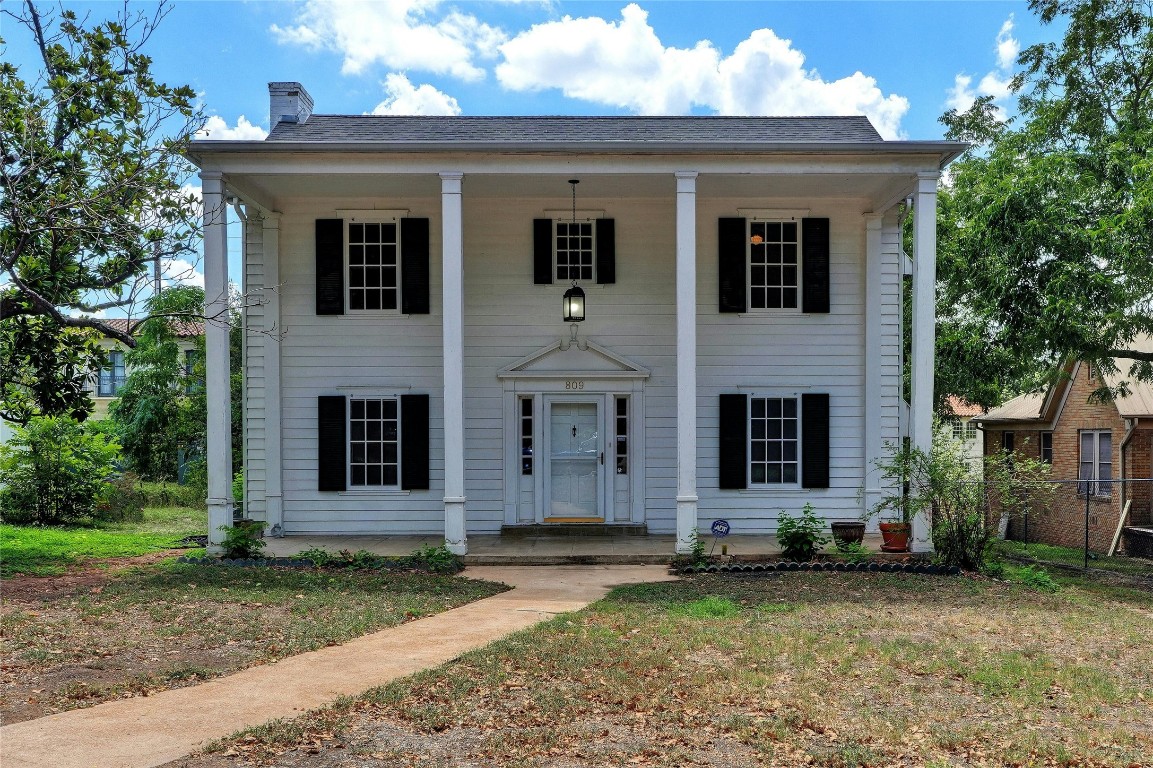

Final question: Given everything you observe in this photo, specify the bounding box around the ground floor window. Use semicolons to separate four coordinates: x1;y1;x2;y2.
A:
1079;430;1111;497
750;396;799;485
1040;431;1053;464
349;398;399;487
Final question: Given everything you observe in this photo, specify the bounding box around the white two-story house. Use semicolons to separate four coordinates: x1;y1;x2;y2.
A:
187;82;962;554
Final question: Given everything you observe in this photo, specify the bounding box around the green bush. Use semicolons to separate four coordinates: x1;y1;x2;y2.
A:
137;480;203;508
1015;564;1060;593
775;503;830;561
93;472;146;523
409;543;461;574
0;416;120;525
219;520;266;559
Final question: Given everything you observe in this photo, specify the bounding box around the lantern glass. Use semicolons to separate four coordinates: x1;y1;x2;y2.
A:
563;285;586;323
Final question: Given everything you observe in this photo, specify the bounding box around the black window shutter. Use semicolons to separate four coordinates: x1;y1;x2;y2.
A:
595;218;616;284
316;219;344;315
802;218;830;314
533;218;553;285
718;218;747;313
718;394;748;489
801;393;830;489
317;395;347;492
401;218;430;314
400;393;430;490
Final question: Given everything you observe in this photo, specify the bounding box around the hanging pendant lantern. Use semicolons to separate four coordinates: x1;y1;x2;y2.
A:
563;283;586;323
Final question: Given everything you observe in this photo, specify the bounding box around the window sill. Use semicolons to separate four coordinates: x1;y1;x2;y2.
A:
339;489;411;497
737;310;807;318
739;487;812;495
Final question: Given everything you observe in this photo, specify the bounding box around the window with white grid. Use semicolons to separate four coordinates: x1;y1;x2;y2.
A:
749;221;799;310
556;221;594;282
98;351;126;396
750;397;799;484
1078;430;1112;497
349;398;399;487
348;222;398;311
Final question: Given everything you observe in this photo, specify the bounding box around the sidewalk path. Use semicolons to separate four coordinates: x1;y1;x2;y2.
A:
1;565;674;768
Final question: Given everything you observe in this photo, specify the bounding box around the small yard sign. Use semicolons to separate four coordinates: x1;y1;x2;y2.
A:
710;519;731;538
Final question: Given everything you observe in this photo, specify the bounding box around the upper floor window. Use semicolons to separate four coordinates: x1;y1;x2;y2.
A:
184;349;203;395
749;221;799;310
1079;430;1112;497
533;218;615;286
98;351;126;396
348;221;399;311
556;221;594;282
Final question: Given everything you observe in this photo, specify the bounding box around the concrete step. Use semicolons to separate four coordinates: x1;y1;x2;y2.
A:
500;524;650;538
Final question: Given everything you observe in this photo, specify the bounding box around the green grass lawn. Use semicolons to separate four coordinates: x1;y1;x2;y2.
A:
204;571;1153;768
0;505;204;577
992;538;1153;579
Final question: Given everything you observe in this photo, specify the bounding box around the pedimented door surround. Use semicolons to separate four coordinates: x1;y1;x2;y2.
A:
499;337;649;526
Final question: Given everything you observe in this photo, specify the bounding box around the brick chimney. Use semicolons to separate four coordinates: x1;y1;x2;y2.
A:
268;82;314;126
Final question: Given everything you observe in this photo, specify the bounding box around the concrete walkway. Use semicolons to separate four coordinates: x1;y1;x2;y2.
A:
0;565;675;768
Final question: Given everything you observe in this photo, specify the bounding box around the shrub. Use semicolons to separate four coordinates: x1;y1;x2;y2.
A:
218;520;265;559
775;503;830;561
137;480;203;508
0;416;120;525
1014;564;1060;592
93;472;146;523
409;543;461;574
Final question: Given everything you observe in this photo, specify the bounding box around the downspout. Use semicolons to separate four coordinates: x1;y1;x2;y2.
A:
229;197;248;520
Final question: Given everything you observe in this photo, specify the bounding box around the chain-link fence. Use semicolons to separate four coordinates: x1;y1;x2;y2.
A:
997;478;1153;568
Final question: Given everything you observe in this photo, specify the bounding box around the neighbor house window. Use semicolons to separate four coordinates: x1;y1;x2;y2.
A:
348;221;399;311
750;396;799;484
946;417;963;441
98;351;126;396
749;221;799;310
1040;431;1053;464
349;398;399;487
184;349;203;395
1079;430;1112;497
965;421;978;440
1001;431;1015;453
555;220;595;282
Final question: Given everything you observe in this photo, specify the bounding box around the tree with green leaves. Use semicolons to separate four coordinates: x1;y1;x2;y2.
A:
937;0;1153;408
0;1;203;423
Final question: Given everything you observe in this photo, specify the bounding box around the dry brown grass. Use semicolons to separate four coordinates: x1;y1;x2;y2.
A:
183;571;1153;768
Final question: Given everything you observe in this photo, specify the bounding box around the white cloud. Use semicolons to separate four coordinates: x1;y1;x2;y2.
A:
370;74;461;115
196;115;268;141
496;4;909;138
946;15;1018;114
270;0;505;81
162;258;205;289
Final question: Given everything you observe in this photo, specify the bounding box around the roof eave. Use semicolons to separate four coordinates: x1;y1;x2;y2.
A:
186;139;968;168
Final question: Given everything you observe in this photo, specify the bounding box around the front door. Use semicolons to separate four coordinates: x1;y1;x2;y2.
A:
547;401;601;521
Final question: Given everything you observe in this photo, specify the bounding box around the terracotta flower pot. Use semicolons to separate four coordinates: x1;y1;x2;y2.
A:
879;522;912;553
830;522;866;549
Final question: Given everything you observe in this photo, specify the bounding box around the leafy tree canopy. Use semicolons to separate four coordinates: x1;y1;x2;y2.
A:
0;1;203;422
937;0;1153;408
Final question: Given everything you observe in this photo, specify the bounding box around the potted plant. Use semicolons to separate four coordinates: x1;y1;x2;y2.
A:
830;521;866;549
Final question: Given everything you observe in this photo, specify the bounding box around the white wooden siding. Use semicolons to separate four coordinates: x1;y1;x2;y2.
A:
247;192;894;535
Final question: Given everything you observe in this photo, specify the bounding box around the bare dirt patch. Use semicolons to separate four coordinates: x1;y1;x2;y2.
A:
2;550;189;603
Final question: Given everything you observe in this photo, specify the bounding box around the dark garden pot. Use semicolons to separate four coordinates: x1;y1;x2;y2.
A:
878;522;912;553
830;522;866;549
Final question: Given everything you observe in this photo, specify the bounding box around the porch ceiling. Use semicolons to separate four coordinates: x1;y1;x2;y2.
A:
229;171;913;212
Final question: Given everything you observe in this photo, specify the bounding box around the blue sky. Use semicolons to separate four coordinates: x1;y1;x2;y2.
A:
4;0;1055;302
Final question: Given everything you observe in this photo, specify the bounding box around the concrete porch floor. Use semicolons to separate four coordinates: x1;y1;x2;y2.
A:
260;533;889;565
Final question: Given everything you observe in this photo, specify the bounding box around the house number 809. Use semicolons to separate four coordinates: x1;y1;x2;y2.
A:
565;380;585;390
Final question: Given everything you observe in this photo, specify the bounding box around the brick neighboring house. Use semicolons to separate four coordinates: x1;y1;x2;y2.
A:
976;343;1153;554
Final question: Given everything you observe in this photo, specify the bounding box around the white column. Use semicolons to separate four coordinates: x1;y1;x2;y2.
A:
201;171;233;549
441;172;467;555
262;214;284;536
675;171;699;554
863;214;884;521
910;171;939;552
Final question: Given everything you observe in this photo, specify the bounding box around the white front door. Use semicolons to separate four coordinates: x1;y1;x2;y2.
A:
547;401;601;520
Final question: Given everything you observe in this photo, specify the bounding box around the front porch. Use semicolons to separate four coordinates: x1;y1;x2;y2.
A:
260;532;890;565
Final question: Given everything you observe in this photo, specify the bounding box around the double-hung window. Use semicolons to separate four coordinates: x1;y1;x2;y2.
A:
1078;430;1112;497
1040;431;1053;464
532;218;615;285
184;349;203;395
317;394;429;493
719;392;829;490
749;397;799;484
748;221;799;310
314;216;430;316
718;217;829;314
98;351;126;396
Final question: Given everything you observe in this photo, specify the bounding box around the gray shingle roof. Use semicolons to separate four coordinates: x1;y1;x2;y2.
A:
265;115;884;144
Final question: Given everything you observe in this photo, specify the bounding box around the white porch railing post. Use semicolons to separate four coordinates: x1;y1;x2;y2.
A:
201;171;233;550
441;172;467;555
910;171;940;552
675;171;699;554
